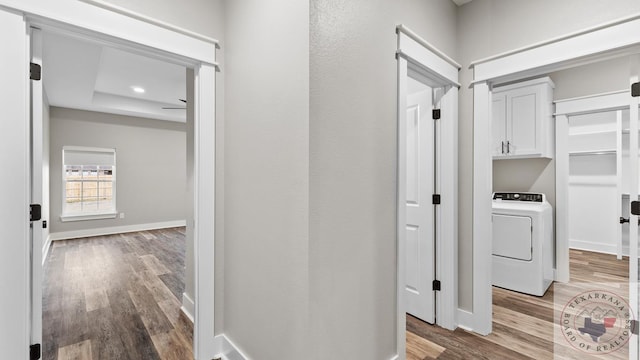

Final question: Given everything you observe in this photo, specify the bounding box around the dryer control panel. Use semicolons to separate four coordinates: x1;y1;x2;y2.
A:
493;192;544;202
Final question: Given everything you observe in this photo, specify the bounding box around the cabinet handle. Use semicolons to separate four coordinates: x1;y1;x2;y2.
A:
507;141;511;154
501;141;505;154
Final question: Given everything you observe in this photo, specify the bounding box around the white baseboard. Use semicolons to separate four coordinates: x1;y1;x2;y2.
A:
569;239;627;256
42;234;52;265
456;308;474;332
180;292;194;323
213;334;249;360
49;220;186;241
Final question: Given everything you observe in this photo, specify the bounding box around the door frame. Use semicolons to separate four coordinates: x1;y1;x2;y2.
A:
470;12;640;337
396;25;459;358
554;90;631;281
0;1;219;359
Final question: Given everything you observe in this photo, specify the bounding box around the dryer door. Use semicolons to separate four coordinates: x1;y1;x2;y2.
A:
492;214;532;261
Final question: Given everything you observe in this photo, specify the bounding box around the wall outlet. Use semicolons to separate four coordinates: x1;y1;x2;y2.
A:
119;212;125;219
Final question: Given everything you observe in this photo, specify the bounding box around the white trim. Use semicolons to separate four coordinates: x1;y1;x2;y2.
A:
388;356;400;360
555;90;629;115
396;25;460;359
60;212;117;222
471;15;640;83
456;309;474;331
181;292;195;323
569;239;630;256
470;13;640;68
396;25;461;70
213;335;249;360
0;0;217;65
78;0;219;46
42;235;52;266
471;14;640;337
48;220;186;241
555;115;570;283
472;81;492;335
194;63;217;358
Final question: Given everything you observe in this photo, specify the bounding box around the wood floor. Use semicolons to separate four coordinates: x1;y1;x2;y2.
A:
43;227;193;360
407;249;630;360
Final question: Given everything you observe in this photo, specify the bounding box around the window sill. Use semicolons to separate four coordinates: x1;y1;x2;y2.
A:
60;212;118;222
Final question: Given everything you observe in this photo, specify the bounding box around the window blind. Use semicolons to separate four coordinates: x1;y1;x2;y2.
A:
63;146;115;166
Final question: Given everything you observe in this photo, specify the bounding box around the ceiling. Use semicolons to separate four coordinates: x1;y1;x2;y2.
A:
43;31;187;122
452;0;473;6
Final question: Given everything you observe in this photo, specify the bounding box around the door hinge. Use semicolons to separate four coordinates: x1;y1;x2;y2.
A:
30;204;42;222
30;63;41;81
432;280;441;291
631;201;640;216
432;109;441;120
632;82;640;97
631;319;639;336
30;343;41;360
432;194;441;205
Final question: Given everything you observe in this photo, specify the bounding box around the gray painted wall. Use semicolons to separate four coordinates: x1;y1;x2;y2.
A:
457;0;640;311
223;1;309;359
310;0;456;358
49;107;186;233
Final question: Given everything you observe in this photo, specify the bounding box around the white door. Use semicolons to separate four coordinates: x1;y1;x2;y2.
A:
405;79;435;324
30;27;44;357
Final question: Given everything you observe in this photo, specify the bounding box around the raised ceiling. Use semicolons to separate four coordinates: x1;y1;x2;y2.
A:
43;31;187;122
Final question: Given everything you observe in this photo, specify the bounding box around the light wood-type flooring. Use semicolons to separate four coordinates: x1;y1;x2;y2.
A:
407;249;630;360
43;227;192;360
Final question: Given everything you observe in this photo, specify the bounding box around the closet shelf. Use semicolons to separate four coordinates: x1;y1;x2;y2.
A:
569;149;616;156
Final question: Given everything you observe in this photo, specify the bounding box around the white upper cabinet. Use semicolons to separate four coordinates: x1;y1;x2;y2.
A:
492;77;555;159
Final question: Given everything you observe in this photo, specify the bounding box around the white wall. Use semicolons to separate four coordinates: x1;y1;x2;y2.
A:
310;0;457;358
223;1;309;359
457;0;640;311
49;107;186;234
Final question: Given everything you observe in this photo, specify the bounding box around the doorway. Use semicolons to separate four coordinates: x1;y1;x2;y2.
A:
33;25;197;359
395;25;459;358
471;14;640;359
0;3;218;359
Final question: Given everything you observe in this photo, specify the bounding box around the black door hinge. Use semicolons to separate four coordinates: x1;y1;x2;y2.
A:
631;319;639;335
30;343;41;360
631;201;640;216
30;63;41;81
432;194;441;205
432;280;441;291
432;109;441;120
30;204;41;222
632;82;640;97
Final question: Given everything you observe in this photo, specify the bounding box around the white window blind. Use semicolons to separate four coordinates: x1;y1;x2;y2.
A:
61;146;117;221
63;147;115;166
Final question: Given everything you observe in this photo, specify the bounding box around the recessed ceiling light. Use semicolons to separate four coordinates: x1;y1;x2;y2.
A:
132;86;145;93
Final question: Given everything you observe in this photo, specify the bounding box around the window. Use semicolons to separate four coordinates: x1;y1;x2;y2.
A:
61;146;117;221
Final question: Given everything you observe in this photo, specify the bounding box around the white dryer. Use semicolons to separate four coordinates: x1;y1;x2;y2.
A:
492;192;553;296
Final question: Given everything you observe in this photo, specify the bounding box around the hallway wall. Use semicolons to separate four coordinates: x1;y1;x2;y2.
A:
456;0;640;311
49;107;187;234
310;0;457;358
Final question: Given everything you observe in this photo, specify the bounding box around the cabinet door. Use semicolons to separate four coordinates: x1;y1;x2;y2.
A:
492;93;507;158
507;86;540;156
